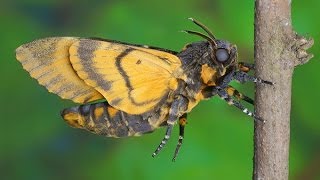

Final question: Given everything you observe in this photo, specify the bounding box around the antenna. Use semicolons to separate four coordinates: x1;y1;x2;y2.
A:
188;18;216;39
183;18;217;48
181;30;217;47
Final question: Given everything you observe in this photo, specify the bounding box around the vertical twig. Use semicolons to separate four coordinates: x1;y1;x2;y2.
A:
253;0;313;179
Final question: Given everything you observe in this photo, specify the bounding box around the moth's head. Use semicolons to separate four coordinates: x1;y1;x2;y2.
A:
209;39;238;75
184;18;238;75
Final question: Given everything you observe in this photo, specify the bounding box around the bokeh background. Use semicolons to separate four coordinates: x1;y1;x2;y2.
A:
1;0;319;179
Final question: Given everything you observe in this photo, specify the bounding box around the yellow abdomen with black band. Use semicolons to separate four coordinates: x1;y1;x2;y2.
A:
61;101;157;137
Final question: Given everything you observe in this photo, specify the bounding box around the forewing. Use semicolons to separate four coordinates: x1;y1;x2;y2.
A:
16;37;104;103
69;39;181;114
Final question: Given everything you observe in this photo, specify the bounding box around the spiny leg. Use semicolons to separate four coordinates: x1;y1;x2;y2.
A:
234;71;274;85
220;64;273;89
225;85;254;105
152;123;174;157
172;114;187;162
152;96;188;158
217;87;264;122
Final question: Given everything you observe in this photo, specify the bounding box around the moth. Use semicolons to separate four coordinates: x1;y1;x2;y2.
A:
16;18;272;161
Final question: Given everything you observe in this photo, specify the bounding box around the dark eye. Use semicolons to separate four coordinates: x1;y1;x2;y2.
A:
216;48;229;62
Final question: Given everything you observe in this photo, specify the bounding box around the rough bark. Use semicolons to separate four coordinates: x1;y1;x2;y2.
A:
253;0;313;180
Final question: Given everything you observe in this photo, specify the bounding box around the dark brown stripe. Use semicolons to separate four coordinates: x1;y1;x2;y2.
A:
115;48;163;106
110;97;122;106
114;47;134;92
44;74;63;88
101;102;111;124
68;88;95;100
79;103;91;116
36;68;54;80
89;103;96;122
91;103;108;130
55;83;75;96
77;39;112;91
82;94;94;103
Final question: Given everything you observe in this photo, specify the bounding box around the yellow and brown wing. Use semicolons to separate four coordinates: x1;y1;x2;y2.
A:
69;39;182;114
16;37;103;103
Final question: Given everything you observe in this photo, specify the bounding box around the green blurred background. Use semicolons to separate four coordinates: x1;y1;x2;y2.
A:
1;0;319;179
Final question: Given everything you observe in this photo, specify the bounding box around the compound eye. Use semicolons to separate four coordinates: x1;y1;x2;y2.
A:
215;48;229;62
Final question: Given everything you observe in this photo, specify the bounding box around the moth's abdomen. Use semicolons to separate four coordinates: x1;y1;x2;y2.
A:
61;102;154;137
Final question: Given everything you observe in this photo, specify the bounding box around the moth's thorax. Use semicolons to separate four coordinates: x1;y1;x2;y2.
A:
176;40;238;112
177;41;211;67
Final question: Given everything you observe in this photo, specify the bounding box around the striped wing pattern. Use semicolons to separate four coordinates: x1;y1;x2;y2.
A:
69;39;181;114
16;37;103;103
16;37;182;114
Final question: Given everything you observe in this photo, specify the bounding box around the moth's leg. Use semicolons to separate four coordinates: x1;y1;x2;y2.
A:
238;62;255;72
220;65;273;88
201;85;254;104
216;87;264;122
219;69;236;89
172;113;187;162
225;85;254;105
152;96;188;158
233;71;273;85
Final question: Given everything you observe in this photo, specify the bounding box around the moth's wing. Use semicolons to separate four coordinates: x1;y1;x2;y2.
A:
15;37;104;103
69;39;182;114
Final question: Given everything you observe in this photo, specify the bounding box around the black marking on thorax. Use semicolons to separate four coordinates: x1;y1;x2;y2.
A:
177;41;210;96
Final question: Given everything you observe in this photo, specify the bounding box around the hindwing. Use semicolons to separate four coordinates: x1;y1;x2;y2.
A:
15;37;103;103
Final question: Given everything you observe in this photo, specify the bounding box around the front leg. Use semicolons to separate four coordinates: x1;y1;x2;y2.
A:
220;67;273;88
152;95;188;158
233;71;273;85
215;86;264;122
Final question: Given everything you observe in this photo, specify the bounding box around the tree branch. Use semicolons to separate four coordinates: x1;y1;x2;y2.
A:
253;0;313;179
